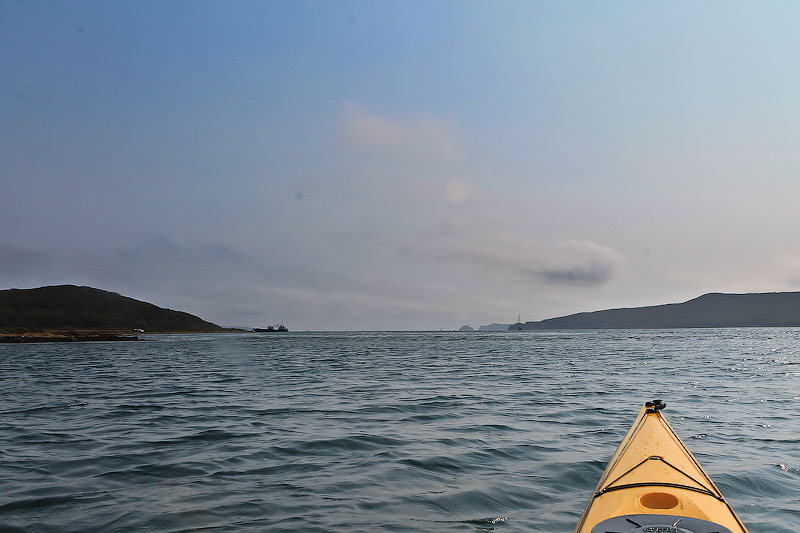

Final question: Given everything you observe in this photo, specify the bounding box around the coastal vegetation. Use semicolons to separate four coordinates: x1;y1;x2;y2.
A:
516;292;800;329
0;285;224;335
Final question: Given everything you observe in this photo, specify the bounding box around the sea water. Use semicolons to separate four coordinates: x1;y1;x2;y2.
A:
1;329;798;532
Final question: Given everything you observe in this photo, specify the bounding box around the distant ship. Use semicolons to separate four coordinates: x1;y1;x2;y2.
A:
254;325;288;332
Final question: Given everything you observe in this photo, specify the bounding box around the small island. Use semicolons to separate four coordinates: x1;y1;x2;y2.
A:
254;325;288;332
0;285;229;343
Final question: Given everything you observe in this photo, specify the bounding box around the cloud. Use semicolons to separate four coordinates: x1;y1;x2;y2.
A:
539;262;614;286
255;275;494;330
0;244;50;278
109;237;253;284
340;103;460;163
0;236;265;313
536;240;624;286
0;234;442;328
398;230;623;288
445;179;471;203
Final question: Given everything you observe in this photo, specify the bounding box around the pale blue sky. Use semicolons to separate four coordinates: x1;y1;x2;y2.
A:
4;1;800;329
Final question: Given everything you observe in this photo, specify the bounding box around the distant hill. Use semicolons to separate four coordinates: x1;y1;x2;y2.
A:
0;285;224;332
478;323;511;331
518;292;800;330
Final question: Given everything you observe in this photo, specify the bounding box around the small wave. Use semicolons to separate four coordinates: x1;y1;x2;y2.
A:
716;471;790;498
0;403;71;416
464;516;507;525
399;412;451;422
401;455;464;474
412;516;509;529
296;434;408;453
95;462;209;480
145;429;252;445
210;461;319;479
0;493;87;512
114;403;167;411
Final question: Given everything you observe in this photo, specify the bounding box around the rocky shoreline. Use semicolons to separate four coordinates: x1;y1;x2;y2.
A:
0;332;140;343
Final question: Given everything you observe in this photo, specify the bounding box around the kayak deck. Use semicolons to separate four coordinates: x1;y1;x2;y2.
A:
575;400;748;533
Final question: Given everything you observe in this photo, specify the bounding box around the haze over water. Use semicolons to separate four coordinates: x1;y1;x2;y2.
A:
1;329;798;532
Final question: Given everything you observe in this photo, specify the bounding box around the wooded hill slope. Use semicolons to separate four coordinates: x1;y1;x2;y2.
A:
0;285;224;332
519;292;800;329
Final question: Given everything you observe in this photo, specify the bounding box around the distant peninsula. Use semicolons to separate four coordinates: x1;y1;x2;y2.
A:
0;285;225;341
478;323;511;331
515;292;800;330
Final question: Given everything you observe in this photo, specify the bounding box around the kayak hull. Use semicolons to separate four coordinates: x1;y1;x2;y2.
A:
575;401;748;533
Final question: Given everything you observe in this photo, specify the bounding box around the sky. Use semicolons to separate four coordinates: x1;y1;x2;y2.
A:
4;1;800;330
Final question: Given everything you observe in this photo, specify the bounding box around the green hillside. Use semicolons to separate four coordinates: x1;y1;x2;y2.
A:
0;285;224;332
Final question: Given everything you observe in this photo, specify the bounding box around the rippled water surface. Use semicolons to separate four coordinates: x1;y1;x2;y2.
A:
2;329;799;532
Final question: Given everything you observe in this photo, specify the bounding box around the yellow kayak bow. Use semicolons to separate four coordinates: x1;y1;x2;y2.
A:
575;400;749;533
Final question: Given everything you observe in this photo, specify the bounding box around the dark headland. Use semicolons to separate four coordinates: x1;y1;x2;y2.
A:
515;291;800;330
0;285;227;342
